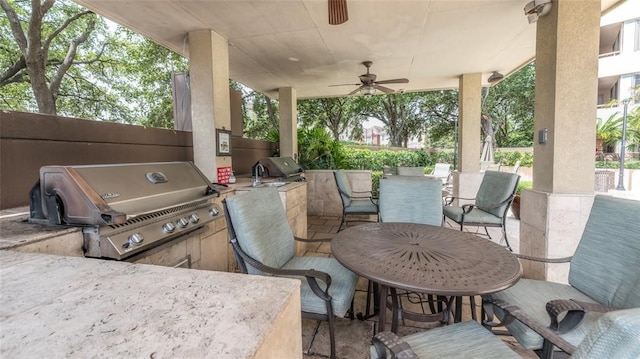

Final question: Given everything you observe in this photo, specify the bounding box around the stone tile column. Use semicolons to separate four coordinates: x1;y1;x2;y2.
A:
188;30;232;181
520;0;600;283
279;87;298;159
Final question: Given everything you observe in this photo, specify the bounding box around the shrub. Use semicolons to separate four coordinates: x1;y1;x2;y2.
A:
515;180;533;195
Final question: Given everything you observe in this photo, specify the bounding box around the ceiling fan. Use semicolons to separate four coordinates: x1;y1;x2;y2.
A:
330;61;409;96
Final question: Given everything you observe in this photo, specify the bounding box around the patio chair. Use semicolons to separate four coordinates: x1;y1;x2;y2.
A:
371;303;640;359
223;188;358;359
379;176;443;225
430;163;451;184
396;166;426;176
333;169;379;231
482;195;640;358
442;170;520;250
378;176;446;323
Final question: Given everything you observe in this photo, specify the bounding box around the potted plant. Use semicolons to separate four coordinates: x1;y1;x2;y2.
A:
511;180;532;220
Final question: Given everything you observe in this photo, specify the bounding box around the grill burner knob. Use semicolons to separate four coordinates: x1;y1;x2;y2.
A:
162;222;176;233
123;233;144;249
189;214;200;224
209;207;219;216
129;233;144;245
177;217;189;228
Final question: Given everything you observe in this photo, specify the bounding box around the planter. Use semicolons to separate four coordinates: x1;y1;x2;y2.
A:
511;195;521;220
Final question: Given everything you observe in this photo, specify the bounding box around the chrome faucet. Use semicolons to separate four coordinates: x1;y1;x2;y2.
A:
252;163;265;187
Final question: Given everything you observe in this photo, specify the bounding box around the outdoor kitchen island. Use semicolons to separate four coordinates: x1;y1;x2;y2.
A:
0;250;302;358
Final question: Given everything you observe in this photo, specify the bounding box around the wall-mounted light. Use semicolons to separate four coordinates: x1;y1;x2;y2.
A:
488;71;504;83
538;128;548;144
524;0;552;24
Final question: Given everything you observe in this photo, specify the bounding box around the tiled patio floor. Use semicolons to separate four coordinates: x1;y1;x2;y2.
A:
301;214;536;359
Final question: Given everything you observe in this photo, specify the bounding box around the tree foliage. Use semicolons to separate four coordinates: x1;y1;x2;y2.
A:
298;97;362;141
482;62;536;147
1;0;98;114
353;92;428;147
1;0;187;127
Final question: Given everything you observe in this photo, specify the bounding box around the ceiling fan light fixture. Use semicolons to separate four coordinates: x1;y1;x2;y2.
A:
328;0;349;25
360;86;375;95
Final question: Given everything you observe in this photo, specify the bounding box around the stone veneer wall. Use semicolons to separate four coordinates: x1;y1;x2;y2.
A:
306;170;373;217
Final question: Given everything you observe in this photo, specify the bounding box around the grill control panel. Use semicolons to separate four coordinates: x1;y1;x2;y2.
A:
84;203;223;260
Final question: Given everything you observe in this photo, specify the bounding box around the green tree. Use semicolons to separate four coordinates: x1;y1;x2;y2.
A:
482;63;536;147
596;112;622;152
1;0;97;115
298;97;362;141
354;92;427;147
419;90;459;148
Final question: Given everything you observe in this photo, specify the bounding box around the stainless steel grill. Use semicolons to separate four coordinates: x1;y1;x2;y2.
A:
29;162;221;260
254;157;305;182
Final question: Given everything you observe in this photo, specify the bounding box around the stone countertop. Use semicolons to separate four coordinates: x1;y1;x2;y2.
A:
228;177;306;192
0;250;300;358
0;206;81;250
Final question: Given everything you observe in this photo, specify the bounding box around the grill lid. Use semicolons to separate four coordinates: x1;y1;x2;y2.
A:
254;157;304;178
29;162;219;226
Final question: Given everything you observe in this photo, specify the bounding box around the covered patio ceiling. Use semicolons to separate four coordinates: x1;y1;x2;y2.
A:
73;0;619;100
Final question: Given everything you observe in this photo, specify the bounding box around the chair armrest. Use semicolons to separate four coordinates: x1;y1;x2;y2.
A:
545;299;587;334
294;236;331;243
351;190;374;199
546;299;623;333
371;331;419;359
230;238;333;300
514;253;573;263
443;196;476;206
486;299;577;355
461;204;475;214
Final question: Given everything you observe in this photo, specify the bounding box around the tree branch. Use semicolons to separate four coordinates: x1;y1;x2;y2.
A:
43;9;94;54
0;55;27;87
50;16;96;96
1;0;28;53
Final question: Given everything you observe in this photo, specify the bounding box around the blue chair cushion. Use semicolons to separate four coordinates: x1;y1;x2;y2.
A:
569;195;640;308
485;279;603;349
379;176;443;226
225;188;295;275
572;308;640;359
343;198;378;214
282;256;358;317
442;205;502;225
370;321;520;359
334;170;352;206
475;171;519;218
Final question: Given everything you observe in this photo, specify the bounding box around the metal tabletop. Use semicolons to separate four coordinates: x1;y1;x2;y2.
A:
331;222;522;331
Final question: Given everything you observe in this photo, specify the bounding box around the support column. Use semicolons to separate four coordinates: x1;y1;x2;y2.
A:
452;73;484;202
520;0;600;283
188;30;231;181
279;87;298;159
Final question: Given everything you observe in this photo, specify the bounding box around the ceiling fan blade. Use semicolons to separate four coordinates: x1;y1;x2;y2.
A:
329;83;361;87
374;78;409;85
347;86;364;96
328;0;348;25
374;85;395;94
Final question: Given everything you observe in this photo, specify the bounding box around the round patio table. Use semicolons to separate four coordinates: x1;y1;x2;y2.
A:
331;222;522;333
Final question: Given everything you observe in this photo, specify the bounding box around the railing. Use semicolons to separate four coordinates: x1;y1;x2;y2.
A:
598;50;620;58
